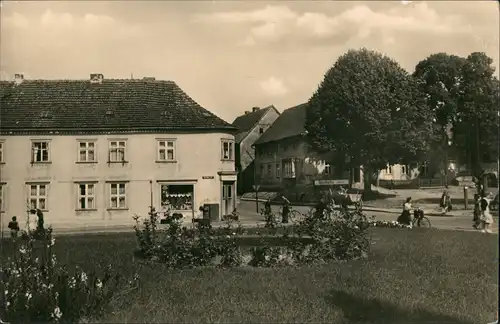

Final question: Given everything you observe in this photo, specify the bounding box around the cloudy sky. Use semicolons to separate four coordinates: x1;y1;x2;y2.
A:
1;1;498;122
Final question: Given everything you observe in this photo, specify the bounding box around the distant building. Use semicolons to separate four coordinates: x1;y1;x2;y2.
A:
253;103;429;194
0;74;237;231
253;103;363;195
232;106;280;194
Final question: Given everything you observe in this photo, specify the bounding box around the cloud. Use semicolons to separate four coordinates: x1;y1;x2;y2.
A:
192;5;296;24
1;9;145;80
260;77;289;97
194;3;469;47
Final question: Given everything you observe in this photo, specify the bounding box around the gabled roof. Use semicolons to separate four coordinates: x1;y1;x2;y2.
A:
253;103;308;146
0;79;236;135
232;105;278;143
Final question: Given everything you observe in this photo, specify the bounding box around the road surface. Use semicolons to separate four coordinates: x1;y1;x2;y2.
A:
236;201;498;233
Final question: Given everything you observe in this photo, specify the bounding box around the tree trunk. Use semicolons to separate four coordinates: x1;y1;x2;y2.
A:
363;166;372;193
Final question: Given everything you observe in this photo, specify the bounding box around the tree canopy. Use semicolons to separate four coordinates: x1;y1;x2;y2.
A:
414;51;499;177
305;48;436;190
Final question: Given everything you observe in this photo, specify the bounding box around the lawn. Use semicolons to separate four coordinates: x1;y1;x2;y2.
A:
1;228;498;323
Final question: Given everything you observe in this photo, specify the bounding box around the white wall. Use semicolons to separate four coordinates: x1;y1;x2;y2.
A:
0;132;235;230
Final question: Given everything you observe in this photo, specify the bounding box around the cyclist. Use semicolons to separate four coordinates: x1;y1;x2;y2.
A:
397;197;413;228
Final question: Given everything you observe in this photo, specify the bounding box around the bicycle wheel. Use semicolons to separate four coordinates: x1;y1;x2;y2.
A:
417;217;431;228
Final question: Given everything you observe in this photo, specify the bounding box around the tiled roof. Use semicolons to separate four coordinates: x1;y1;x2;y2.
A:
253;103;307;145
0;79;236;135
231;105;277;143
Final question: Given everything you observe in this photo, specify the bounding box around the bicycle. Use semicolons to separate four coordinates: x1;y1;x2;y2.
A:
411;208;431;228
276;205;302;224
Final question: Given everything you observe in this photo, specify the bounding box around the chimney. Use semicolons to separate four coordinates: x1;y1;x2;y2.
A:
14;73;24;85
252;107;260;112
244;111;250;115
90;73;104;84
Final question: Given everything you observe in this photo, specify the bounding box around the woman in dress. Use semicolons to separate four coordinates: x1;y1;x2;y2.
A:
479;192;494;234
398;197;413;227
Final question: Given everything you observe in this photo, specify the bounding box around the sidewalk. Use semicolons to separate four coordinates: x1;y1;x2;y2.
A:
239;197;474;218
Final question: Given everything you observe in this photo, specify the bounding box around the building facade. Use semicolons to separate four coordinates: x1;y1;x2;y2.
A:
253;103;362;193
232;106;280;194
0;75;237;231
253;103;429;194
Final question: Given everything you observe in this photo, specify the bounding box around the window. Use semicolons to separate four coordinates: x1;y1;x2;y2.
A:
276;163;280;179
31;141;50;163
78;141;96;162
283;159;296;178
77;183;95;210
260;164;265;178
158;140;176;161
108;141;126;162
401;165;410;175
0;184;4;212
259;127;264;134
324;163;331;175
267;163;272;177
386;165;392;174
29;184;48;210
221;140;234;160
160;184;193;211
0;141;3;163
109;183;127;209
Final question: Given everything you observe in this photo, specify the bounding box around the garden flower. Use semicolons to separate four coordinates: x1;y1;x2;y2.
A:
52;306;63;320
96;279;103;289
4;290;8;296
81;271;88;283
69;277;76;288
19;247;27;254
51;237;56;246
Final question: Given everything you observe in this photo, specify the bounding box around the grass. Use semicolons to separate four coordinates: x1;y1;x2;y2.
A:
1;228;498;323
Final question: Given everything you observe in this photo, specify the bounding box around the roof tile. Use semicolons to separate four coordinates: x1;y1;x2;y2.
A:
253;103;307;145
0;79;236;134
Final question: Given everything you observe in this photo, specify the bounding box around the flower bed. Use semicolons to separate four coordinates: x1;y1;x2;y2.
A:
369;220;412;229
0;227;139;323
133;205;372;269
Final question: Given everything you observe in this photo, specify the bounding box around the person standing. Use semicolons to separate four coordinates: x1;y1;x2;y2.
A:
8;216;20;238
440;187;452;214
473;193;481;229
479;192;494;234
281;194;291;224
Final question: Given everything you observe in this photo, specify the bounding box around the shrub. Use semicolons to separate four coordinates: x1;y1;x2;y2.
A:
0;227;138;323
133;207;243;268
290;206;372;262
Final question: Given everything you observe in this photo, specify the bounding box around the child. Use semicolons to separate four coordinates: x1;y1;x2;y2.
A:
480;193;494;234
8;216;20;238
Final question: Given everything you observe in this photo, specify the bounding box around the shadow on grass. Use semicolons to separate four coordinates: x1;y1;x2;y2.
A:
326;290;475;324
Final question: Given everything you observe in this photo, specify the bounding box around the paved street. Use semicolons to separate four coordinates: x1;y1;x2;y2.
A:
236;200;499;234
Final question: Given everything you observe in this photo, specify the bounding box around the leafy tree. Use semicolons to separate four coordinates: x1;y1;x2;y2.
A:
413;53;467;127
413;53;467;179
305;48;436;192
413;52;499;183
454;52;499;178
